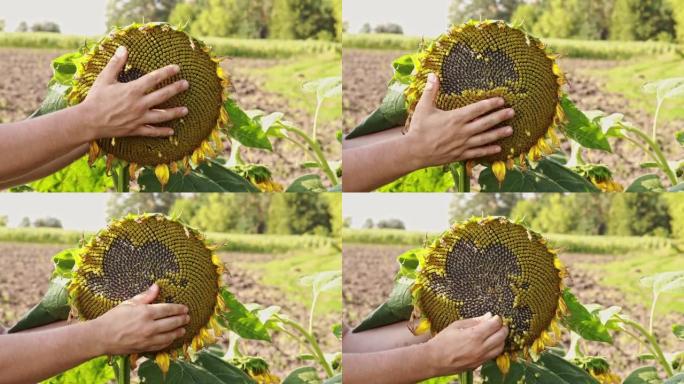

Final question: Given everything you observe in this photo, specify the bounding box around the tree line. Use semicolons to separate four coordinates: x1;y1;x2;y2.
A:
450;0;684;43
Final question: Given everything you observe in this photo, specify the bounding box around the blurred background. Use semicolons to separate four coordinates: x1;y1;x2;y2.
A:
342;0;684;186
342;192;683;377
0;0;342;186
0;192;341;379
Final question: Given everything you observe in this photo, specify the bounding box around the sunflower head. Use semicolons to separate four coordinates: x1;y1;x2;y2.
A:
572;164;623;192
232;164;284;192
405;20;565;183
68;213;226;374
573;356;621;384
232;356;280;384
68;22;231;188
410;216;567;374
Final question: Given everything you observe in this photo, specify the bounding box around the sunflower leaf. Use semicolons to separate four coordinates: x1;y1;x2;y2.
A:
665;373;684;384
29;51;84;118
396;248;425;279
480;158;598;192
28;156;112;192
218;288;271;342
345;83;408;139
286;174;326;192
193;351;256;383
42;357;115;384
481;357;575;384
51;248;79;279
353;277;414;332
322;374;343;384
674;324;684;340
8;276;70;333
138;163;257;192
561;96;612;152
561;289;613;343
626;174;666;192
379;166;454;192
537;352;600;384
225;99;272;151
282;366;320;384
622;366;660;384
640;271;684;296
138;356;254;384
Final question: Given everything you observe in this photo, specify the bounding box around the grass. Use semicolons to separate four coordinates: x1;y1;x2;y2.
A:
583;54;684;123
0;32;340;59
236;53;342;125
235;247;342;317
342;228;680;255
0;227;333;253
343;33;681;60
576;250;684;315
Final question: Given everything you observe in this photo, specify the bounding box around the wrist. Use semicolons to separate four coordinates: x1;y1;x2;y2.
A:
81;318;108;356
396;134;426;172
418;340;444;377
71;102;99;143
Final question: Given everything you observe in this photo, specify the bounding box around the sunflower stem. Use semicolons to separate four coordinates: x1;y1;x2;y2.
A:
277;315;334;378
115;355;130;384
622;124;678;186
449;162;470;192
112;164;130;192
281;124;339;186
619;316;673;377
459;370;473;384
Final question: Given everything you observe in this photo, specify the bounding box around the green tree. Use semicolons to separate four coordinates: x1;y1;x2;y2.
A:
669;0;684;43
0;215;7;227
168;1;201;28
610;0;675;41
106;194;177;220
267;194;332;235
376;219;405;229
180;194;270;233
106;0;181;29
665;194;684;239
449;0;522;24
30;21;60;33
19;217;30;227
532;0;608;39
325;193;342;238
510;3;540;28
607;194;671;236
332;0;342;40
33;217;62;228
0;19;5;32
270;0;337;40
16;21;28;32
510;194;611;235
450;193;522;222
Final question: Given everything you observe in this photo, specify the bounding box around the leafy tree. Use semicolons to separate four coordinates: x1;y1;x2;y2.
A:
33;217;62;228
510;3;540;28
106;0;181;29
450;193;522;222
359;23;371;34
267;194;332;235
362;218;374;229
449;0;522;24
106;193;177;220
16;21;28;32
270;0;337;40
30;21;61;33
19;217;30;227
325;193;342;238
664;194;684;240
607;194;671;237
376;219;405;229
0;215;6;227
610;0;675;41
669;0;684;43
510;194;611;235
332;0;342;40
343;217;351;228
374;23;403;34
532;0;608;39
168;1;202;28
0;19;5;32
179;194;269;233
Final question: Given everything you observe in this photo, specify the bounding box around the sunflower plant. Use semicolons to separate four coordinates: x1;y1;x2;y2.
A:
7;214;342;384
347;20;683;193
12;22;340;193
353;217;684;384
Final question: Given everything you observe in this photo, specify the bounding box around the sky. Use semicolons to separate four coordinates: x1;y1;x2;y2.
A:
0;0;107;35
0;194;109;231
343;0;451;37
343;193;464;232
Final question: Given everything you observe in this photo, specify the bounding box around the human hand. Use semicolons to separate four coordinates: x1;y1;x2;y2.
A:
423;313;508;376
78;46;190;142
88;284;190;355
405;73;514;168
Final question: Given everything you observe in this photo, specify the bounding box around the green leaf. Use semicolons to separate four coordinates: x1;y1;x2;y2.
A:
303;76;342;103
30;83;70;118
626;174;666;192
481;357;573;384
28;156;113;192
332;323;342;340
640;271;684;296
537;353;600;384
42;357;115;384
480;159;598;192
535;158;601;192
197;161;259;192
193;351;256;383
9;276;70;333
138;162;257;193
30;51;84;118
219;288;271;341
639;354;657;361
282;367;320;384
670;183;684;192
665;373;684;384
561;289;613;343
300;270;342;296
561;97;612;152
225;99;272;150
354;276;414;332
322;374;342;384
391;53;416;84
396;248;425;279
51;248;79;279
676;131;684;146
674;324;684;340
345;83;408;139
641;162;661;169
286;174;326;192
379;166;454;192
643;77;684;102
138;357;254;384
623;366;660;384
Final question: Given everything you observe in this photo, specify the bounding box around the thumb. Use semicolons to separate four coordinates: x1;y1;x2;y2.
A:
127;283;159;305
99;46;128;83
415;72;439;115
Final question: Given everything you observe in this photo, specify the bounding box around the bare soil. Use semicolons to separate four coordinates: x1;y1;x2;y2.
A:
343;243;684;379
0;243;338;379
342;49;684;187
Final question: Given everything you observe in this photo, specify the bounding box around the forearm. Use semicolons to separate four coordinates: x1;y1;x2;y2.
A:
0;321;103;384
0;145;88;190
343;343;439;384
343;127;404;149
343;135;419;192
343;321;430;353
0;104;94;180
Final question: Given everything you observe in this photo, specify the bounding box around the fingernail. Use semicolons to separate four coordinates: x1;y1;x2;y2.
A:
507;109;515;117
485;312;492;318
182;107;188;114
505;127;513;134
172;64;180;73
181;328;186;334
184;306;189;313
186;315;191;322
182;80;189;89
425;73;436;90
149;283;158;291
494;146;501;152
498;98;505;106
115;46;126;58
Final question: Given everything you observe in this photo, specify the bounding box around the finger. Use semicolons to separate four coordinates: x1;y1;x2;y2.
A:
414;73;439;115
142;79;189;108
449;315;489;329
99;46;128;84
143;107;188;124
482;324;509;351
132;64;181;92
466;126;513;148
147;327;186;347
455;97;506;123
147;303;189;320
126;284;159;305
153;314;191;333
466;108;515;134
460;145;502;159
129;125;174;137
472;314;504;340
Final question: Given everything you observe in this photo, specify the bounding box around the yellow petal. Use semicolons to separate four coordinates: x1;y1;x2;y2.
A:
414;318;431;335
105;154;114;176
202;140;216;157
211;129;223;149
492;161;507;185
129;353;139;370
170;162;179;175
155;352;170;375
465;160;474;177
128;163;138;181
155;164;170;189
496;354;510;375
87;142;100;166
